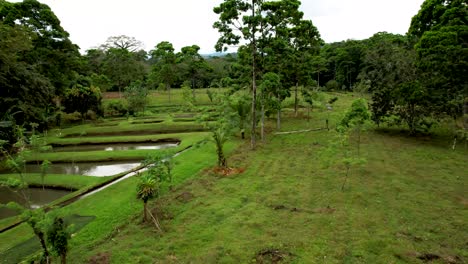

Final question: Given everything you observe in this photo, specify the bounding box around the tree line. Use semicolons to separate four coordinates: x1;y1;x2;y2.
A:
1;0;466;147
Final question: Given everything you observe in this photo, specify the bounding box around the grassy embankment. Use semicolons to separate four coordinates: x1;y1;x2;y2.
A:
0;90;230;262
66;92;466;263
2;91;467;263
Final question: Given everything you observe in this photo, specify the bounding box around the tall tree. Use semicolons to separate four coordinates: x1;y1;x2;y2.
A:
214;0;263;149
100;35;144;52
409;0;467;120
149;41;177;102
177;45;211;94
359;33;417;126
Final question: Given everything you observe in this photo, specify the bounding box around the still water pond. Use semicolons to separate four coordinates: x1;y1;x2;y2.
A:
22;161;142;177
53;142;179;152
0;187;72;219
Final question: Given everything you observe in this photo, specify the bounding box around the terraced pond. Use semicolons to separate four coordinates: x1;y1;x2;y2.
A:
0;187;73;219
53;142;179;152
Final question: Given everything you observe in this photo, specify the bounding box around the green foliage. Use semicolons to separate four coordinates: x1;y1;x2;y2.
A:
136;173;160;222
63;79;103;120
177;45;211;89
325;80;340;91
100;46;148;93
181;84;195;112
40;160;51;189
47;217;71;264
340;99;371;129
409;0;467;119
124;80;149;116
149;41;177;96
103;100;128;117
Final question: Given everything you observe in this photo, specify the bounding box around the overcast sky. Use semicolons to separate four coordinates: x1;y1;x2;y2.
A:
15;0;425;54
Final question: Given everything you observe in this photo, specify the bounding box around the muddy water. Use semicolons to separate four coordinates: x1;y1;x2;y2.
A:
53;142;179;152
0;187;72;219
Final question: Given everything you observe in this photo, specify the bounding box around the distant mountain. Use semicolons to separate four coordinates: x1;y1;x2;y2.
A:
201;52;231;58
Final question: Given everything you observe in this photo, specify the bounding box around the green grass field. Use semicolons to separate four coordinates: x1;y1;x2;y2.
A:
67;93;467;263
0;91;466;263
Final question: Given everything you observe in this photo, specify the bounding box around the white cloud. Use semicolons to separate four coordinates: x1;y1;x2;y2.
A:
12;0;425;53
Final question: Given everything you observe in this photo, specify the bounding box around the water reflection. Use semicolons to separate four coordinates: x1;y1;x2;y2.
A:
54;142;179;152
0;187;72;219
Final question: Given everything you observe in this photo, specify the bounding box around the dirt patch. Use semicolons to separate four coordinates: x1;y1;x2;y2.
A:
443;255;464;264
212;166;246;177
150;205;174;220
176;192;194;203
271;204;335;214
417;253;441;262
457;196;468;207
255;249;294;263
88;252;111;264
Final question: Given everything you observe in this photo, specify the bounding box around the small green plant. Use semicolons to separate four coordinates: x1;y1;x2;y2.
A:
47;216;72;264
181;82;195;112
136;173;162;230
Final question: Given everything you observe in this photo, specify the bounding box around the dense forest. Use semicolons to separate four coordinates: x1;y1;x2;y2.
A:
1;0;466;146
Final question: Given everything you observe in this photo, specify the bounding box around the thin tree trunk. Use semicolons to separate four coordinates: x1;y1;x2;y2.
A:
61;253;66;264
261;100;265;142
37;231;49;261
250;0;257;150
167;84;171;104
294;82;298;117
317;71;320;89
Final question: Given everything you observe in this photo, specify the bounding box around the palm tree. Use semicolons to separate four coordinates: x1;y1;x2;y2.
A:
212;127;228;168
136;174;159;222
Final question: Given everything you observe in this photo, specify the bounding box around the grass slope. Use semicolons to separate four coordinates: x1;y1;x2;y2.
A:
68;96;467;263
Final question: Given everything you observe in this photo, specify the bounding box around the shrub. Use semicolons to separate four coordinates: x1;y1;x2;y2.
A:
104;101;128;117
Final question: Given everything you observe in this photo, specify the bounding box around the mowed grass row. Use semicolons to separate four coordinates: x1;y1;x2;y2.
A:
65;97;467;263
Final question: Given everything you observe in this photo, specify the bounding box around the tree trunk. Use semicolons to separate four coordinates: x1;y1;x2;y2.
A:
317;71;320;89
294;82;298;117
261;100;265;142
250;0;257;150
217;144;227;168
61;252;66;264
166;83;171;104
37;231;49;261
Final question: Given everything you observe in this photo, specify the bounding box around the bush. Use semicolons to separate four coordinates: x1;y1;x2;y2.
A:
62;112;82;124
104;100;128;117
325;80;340;91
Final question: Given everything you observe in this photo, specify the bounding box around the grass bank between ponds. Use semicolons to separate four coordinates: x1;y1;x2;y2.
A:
57;121;206;138
0;139;240;262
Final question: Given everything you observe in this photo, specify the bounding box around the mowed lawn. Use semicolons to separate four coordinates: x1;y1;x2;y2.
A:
69;103;467;263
